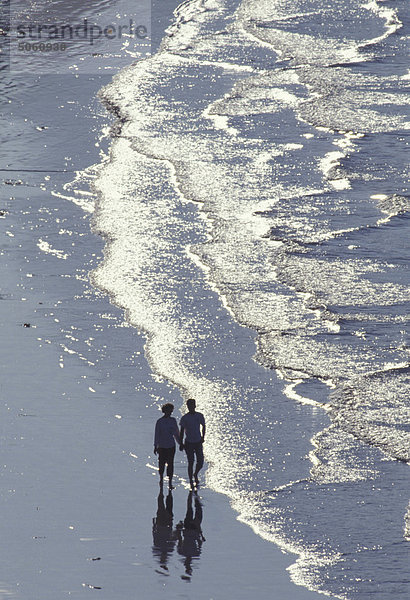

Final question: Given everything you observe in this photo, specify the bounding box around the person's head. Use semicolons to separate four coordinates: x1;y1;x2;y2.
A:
162;403;174;416
187;398;196;413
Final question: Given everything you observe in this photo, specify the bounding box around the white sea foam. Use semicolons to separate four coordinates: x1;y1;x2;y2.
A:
51;191;95;213
360;0;403;48
320;150;351;190
37;239;68;260
87;0;410;596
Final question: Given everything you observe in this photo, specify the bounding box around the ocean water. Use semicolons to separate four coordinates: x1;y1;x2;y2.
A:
88;0;410;597
4;0;407;597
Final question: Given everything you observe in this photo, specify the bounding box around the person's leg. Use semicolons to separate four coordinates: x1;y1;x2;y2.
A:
184;491;194;525
165;489;173;517
158;449;166;484
166;446;176;488
184;442;195;485
193;442;204;483
194;494;203;525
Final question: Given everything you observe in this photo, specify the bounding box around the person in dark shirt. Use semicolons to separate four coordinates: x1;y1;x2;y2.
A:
179;399;206;488
154;403;180;489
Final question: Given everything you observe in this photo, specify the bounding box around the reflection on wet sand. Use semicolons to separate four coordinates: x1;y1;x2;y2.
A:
177;491;205;580
152;489;205;580
152;489;178;574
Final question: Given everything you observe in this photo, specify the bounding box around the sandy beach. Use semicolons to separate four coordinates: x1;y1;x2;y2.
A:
0;143;322;600
2;0;409;598
0;2;324;598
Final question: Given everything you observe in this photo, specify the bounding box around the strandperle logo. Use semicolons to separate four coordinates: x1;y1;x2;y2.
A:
2;1;152;74
15;18;148;44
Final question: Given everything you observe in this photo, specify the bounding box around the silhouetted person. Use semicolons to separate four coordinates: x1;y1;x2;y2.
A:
152;490;178;572
179;399;206;488
176;490;205;579
154;403;180;489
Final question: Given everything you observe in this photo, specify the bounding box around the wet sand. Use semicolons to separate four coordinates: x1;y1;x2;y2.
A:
0;164;323;600
1;2;324;598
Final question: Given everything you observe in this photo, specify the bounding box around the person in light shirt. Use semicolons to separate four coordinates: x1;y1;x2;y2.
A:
179;399;206;488
154;403;180;489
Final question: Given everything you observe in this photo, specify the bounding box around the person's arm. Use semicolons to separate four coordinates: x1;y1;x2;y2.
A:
179;425;185;450
173;419;181;445
154;420;160;454
201;420;206;443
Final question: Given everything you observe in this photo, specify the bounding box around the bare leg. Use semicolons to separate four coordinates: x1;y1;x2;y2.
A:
166;448;175;489
158;450;166;484
193;444;204;485
188;461;194;487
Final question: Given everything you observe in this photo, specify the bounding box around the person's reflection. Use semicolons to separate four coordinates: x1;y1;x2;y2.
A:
152;489;178;573
176;490;206;580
